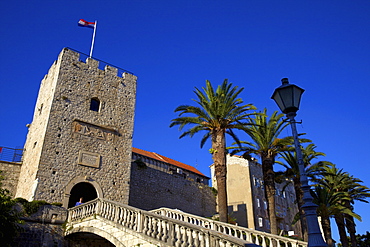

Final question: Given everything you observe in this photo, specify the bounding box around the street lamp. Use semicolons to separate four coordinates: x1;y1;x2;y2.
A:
272;78;327;247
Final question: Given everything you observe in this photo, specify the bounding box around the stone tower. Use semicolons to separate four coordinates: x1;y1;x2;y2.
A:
15;48;137;207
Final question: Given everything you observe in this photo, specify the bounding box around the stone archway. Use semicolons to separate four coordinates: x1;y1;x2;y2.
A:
63;177;103;208
65;232;116;247
68;182;97;208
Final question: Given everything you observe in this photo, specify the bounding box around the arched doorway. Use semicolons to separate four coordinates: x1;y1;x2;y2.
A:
68;182;97;208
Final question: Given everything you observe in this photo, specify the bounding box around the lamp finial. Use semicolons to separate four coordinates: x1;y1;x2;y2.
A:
281;78;289;85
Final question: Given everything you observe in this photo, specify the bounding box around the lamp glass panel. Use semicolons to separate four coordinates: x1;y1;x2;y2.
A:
292;86;303;109
279;86;294;110
272;91;285;112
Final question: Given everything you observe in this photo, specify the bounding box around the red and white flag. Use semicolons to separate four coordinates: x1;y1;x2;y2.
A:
78;19;95;29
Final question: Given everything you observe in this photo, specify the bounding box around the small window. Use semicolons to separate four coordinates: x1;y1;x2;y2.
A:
90;98;100;112
258;217;263;227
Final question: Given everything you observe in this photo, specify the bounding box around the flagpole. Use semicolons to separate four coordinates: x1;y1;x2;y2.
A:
89;20;97;58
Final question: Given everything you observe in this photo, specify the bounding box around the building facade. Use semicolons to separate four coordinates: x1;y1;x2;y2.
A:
211;154;302;237
1;48;215;216
129;148;215;216
15;48;137;207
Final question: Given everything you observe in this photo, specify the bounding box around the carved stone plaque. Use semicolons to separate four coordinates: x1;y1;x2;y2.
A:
78;151;101;168
73;120;117;142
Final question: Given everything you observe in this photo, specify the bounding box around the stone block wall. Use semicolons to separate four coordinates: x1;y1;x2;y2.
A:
129;162;216;217
16;48;137;206
0;161;21;196
10;205;68;247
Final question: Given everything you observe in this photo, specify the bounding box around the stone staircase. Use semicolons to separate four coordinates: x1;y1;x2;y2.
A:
66;198;307;247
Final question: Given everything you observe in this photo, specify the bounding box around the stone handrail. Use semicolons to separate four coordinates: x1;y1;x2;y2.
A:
67;198;259;247
150;208;307;247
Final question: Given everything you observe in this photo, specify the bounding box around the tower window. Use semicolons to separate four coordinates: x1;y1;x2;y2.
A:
90;98;100;112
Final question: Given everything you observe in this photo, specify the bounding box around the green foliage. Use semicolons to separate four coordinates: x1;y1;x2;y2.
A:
170;79;256;148
0;171;22;246
170;79;256;223
14;198;50;216
355;231;370;247
210;187;218;196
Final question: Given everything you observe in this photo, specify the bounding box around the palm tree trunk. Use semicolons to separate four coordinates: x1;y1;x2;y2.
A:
321;215;334;247
293;177;308;241
261;155;278;235
212;129;228;223
335;213;349;247
345;215;357;246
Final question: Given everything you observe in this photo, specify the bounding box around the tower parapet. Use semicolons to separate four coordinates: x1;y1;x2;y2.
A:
16;48;137;207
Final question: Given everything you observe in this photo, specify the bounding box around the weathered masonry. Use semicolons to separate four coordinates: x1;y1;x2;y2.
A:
15;48;137;208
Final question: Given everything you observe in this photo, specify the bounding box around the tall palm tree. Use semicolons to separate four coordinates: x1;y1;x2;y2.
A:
230;109;290;235
313;164;370;247
344;177;370;246
275;143;325;241
311;181;361;247
170;79;256;222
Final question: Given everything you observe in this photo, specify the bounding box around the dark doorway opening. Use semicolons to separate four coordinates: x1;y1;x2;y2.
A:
68;182;97;208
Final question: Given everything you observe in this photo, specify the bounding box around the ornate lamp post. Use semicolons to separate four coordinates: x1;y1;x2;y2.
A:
271;78;327;247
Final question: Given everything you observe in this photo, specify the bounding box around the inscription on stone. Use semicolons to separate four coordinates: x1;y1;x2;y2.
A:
78;151;101;168
73;120;117;142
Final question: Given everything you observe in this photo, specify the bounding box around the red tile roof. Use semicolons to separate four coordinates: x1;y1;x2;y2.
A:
132;147;206;177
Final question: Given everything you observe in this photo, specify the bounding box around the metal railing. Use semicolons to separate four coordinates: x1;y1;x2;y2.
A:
0;146;23;163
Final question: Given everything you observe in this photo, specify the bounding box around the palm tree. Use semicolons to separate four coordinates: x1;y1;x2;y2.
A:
310;184;358;247
170;79;256;222
313;164;370;247
230;109;290;235
344;177;370;246
276;143;325;241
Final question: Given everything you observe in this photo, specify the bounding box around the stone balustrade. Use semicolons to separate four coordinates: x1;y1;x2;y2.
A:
67;198;258;246
151;208;307;247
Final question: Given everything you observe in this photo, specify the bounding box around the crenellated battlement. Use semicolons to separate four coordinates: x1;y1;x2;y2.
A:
60;47;134;78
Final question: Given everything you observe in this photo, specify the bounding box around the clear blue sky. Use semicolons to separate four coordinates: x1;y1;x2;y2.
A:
1;0;369;241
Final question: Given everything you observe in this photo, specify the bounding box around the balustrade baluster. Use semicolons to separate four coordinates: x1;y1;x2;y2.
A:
180;226;188;247
147;216;154;237
193;230;200;247
100;202;105;218
163;220;169;241
156;219;162;240
118;207;124;224
130;210;135;229
198;231;205;247
136;211;142;232
174;224;182;247
143;215;149;235
126;210;131;228
261;236;267;247
95;199;101;216
133;211;138;230
109;203;114;221
113;206;119;223
122;208;128;227
167;221;175;245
